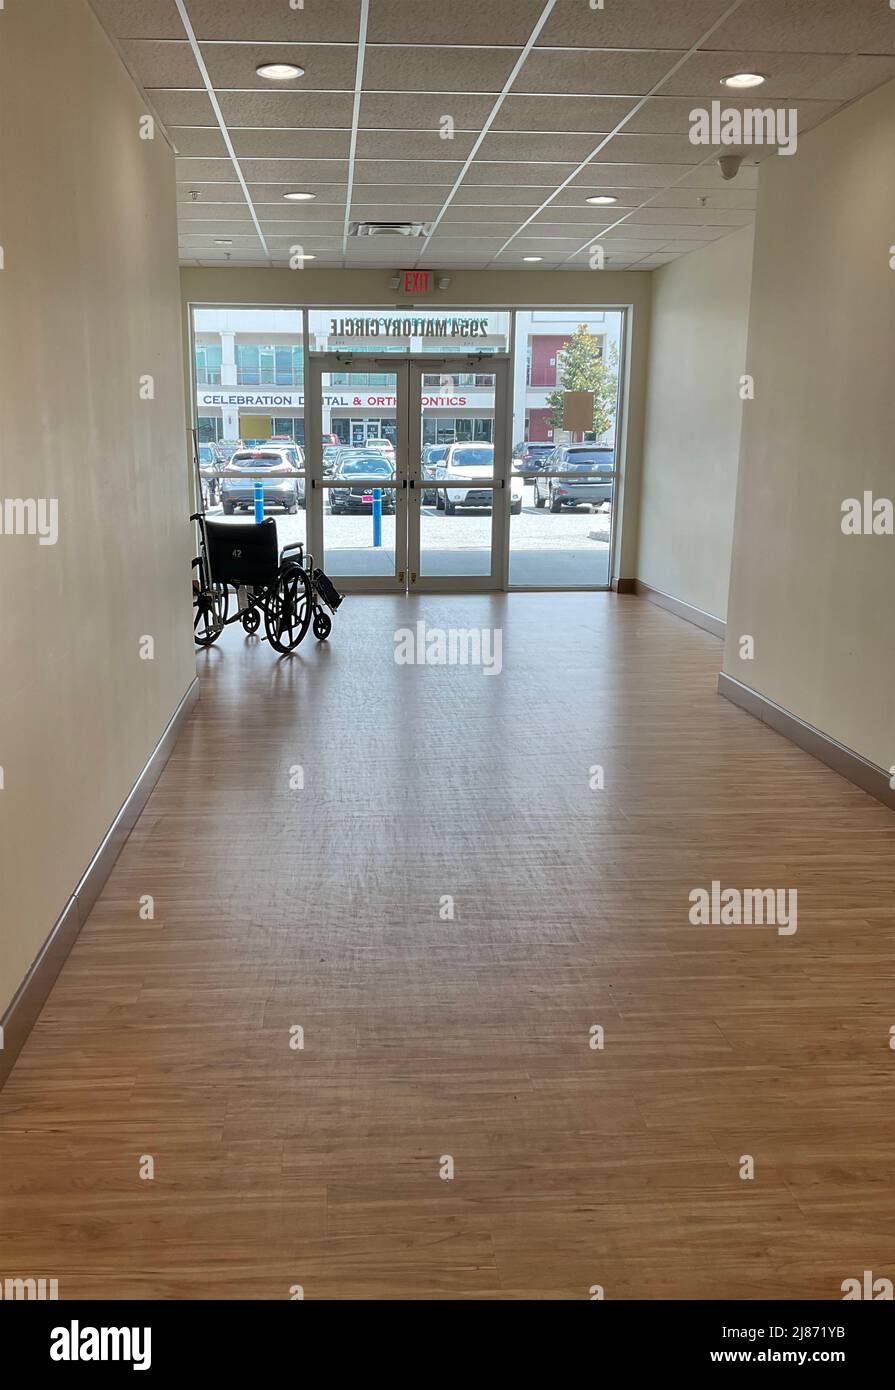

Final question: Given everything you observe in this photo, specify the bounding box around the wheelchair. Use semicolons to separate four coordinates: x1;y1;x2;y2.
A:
191;513;341;654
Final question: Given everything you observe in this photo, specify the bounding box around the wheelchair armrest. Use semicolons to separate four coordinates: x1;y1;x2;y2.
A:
280;541;304;561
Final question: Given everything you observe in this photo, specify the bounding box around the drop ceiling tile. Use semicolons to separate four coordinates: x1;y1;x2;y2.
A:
201;43;358;90
368;0;544;44
91;0;184;40
351;183;454;201
517;49;680;96
439;207;537;225
614;221;731;241
352;160;465;183
709;0;895;55
494;94;633;133
477;131;605;163
120;39;202;87
521;220;615;238
359;93;494;130
355;130;479;160
177;216;258;232
623;206;754;227
464;161;578;186
538;0;736;49
801;54;895;103
363;46;520;93
218;91;356;126
433;220;526;236
258;206;350;224
188;0;363;42
532;204;639;223
569;163;696;187
598;131;713;164
176;157;236;182
567;239;672;258
238;158;349;182
662;50;847;98
452;186;544;206
149;90;217;125
648;186;757;210
230;130;351;158
170;127;230;157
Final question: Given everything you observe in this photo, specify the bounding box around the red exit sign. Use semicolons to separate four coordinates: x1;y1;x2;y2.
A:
402;270;432;295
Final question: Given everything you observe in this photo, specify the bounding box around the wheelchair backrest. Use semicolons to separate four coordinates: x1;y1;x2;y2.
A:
204;517;280;587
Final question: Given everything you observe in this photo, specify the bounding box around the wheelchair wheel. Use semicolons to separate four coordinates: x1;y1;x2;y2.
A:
312;610;332;642
264;564;312;653
193;570;229;647
241;606;261;635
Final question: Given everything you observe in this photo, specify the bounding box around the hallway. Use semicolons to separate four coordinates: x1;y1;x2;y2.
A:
3;594;895;1299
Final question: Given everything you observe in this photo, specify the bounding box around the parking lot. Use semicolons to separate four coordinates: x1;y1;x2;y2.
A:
204;489;612;585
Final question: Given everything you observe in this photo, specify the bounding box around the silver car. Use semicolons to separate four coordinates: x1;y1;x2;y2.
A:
533;445;615;512
220;445;305;514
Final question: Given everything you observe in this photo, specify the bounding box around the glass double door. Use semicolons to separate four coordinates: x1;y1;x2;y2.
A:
306;354;511;592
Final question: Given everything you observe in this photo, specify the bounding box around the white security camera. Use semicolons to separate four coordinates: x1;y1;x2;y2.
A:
717;155;743;181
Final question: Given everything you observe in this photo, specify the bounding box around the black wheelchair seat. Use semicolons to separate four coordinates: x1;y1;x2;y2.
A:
204;517;298;587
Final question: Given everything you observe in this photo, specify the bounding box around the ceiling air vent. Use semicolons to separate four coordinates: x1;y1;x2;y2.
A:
349;220;429;238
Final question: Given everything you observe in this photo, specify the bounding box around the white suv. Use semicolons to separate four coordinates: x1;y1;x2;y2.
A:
438;443;523;515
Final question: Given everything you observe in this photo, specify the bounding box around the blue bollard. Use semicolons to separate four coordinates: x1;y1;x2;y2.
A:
372;488;382;547
254;480;264;524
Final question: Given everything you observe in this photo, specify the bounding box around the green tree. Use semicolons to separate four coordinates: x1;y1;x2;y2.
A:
546;324;618;438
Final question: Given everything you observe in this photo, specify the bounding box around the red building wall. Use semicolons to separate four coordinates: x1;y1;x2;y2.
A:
529;335;569;387
527;407;555;442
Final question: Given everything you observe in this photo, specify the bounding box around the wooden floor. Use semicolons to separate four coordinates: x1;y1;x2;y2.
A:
3;592;895;1300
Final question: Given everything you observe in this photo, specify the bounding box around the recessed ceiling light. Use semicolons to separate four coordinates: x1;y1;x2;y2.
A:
214;239;233;245
284;191;316;202
586;195;617;205
721;72;766;88
256;62;304;80
523;256;543;262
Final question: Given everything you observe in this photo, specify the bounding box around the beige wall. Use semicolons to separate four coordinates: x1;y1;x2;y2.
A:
0;0;196;1012
722;80;895;769
179;266;652;579
637;225;754;621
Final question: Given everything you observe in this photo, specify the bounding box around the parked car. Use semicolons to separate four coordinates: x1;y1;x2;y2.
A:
533;446;615;512
438;443;523;515
421;443;448;503
512;440;555;479
214;439;242;464
322;444;342;476
197;442;221;507
322;432;341;447
329;453;396;515
362;439;396;460
220;445;305;514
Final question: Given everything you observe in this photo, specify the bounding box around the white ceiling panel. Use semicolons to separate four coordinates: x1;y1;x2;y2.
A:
93;0;888;272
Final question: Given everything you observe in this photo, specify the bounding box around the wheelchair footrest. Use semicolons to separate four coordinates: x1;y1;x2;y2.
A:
312;568;343;612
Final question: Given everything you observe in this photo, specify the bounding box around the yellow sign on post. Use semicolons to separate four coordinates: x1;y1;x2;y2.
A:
561;391;594;433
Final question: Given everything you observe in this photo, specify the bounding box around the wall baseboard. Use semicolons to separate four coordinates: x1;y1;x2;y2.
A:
633;580;726;639
718;672;895;812
0;677;200;1090
612;577;637;594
